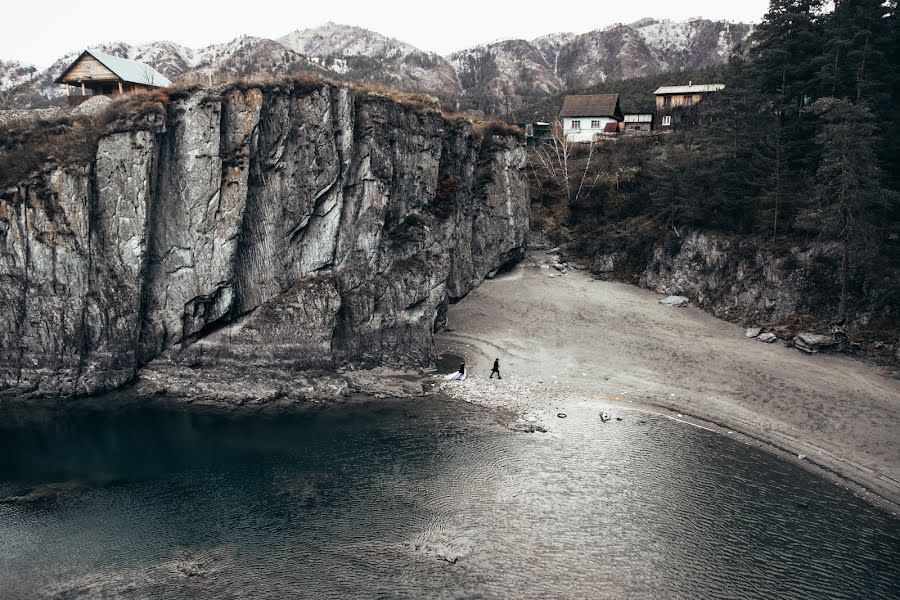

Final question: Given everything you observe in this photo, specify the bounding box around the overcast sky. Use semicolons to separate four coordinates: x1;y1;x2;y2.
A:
4;0;771;68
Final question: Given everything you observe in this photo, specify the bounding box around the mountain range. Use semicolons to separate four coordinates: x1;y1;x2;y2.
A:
0;19;753;116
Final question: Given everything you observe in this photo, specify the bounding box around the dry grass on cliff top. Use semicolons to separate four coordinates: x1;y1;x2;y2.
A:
169;73;523;137
165;72;445;114
0;76;522;189
0;92;167;189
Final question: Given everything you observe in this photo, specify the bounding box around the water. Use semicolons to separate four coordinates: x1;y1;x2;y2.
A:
1;398;898;599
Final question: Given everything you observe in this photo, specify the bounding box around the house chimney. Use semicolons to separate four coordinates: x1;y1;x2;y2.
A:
689;80;692;86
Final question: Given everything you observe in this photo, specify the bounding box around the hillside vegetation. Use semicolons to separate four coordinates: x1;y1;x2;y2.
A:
530;0;899;362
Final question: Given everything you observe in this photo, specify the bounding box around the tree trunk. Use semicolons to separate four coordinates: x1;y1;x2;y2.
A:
839;238;849;323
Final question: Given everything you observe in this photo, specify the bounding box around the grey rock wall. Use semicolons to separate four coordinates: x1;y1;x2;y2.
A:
0;82;529;399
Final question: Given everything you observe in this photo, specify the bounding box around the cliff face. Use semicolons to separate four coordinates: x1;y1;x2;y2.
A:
0;83;528;400
587;231;898;361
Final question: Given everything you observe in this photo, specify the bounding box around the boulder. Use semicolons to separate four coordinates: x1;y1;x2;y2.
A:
75;95;113;116
793;333;837;354
745;327;762;338
757;332;778;343
660;296;689;307
592;252;624;273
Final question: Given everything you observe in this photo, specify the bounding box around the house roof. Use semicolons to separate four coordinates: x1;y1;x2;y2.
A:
55;49;172;87
654;83;725;95
559;94;622;119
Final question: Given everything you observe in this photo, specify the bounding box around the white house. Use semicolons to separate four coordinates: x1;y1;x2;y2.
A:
559;94;624;142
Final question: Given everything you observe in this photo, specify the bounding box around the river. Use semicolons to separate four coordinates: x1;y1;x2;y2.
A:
1;398;898;599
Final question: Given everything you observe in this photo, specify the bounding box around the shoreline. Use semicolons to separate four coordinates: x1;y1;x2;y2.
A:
436;250;900;515
628;402;900;516
436;372;900;517
2;368;898;516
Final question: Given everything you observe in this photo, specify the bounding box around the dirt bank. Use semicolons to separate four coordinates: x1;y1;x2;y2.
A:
436;251;900;511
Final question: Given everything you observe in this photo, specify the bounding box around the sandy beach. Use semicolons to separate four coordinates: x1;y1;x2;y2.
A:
435;251;900;512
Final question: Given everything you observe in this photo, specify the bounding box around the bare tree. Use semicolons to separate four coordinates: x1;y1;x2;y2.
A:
140;64;158;87
530;119;607;207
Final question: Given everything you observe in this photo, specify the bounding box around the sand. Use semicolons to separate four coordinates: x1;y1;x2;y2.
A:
435;251;900;511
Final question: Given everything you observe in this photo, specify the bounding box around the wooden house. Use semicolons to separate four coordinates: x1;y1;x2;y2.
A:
623;113;653;133
559;94;623;142
55;49;172;106
654;82;725;130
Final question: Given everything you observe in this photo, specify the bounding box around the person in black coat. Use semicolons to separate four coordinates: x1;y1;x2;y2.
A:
490;358;501;379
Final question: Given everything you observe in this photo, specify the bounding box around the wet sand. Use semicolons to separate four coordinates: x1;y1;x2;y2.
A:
436;251;900;511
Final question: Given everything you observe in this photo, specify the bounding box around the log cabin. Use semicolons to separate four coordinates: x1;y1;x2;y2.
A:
654;82;725;130
55;49;172;106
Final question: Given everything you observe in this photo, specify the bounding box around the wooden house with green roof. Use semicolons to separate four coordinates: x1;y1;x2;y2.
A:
55;49;172;106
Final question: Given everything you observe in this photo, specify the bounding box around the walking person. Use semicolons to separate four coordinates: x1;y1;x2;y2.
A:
490;358;502;379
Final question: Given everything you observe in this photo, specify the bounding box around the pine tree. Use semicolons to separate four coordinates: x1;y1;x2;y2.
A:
750;0;828;174
802;98;886;321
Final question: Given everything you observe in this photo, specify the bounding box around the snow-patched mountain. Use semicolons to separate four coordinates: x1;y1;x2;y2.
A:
0;60;38;92
279;23;461;94
453;19;753;110
449;39;564;113
2;19;752;113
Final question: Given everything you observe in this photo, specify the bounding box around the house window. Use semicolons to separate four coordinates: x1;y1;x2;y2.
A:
662;116;672;126
685;96;694;106
571;120;581;130
591;120;601;129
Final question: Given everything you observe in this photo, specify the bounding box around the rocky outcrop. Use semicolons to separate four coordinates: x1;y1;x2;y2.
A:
636;231;898;360
640;232;822;324
0;82;529;400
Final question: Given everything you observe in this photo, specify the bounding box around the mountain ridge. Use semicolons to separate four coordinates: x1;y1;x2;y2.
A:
1;19;753;116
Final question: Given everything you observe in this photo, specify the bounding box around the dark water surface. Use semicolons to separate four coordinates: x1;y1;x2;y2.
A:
0;398;898;599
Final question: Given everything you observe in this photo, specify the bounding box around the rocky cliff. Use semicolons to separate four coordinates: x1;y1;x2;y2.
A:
0;82;529;401
586;231;899;362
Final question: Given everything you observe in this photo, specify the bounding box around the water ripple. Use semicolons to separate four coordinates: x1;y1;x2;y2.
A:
0;398;897;599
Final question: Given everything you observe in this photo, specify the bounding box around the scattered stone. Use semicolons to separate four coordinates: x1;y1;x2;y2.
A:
557;413;567;418
798;454;807;460
757;332;778;343
745;327;761;338
660;296;689;307
793;333;837;354
511;422;547;433
551;262;567;272
410;533;472;565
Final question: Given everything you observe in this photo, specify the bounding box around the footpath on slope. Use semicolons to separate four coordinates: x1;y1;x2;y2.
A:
435;251;900;512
